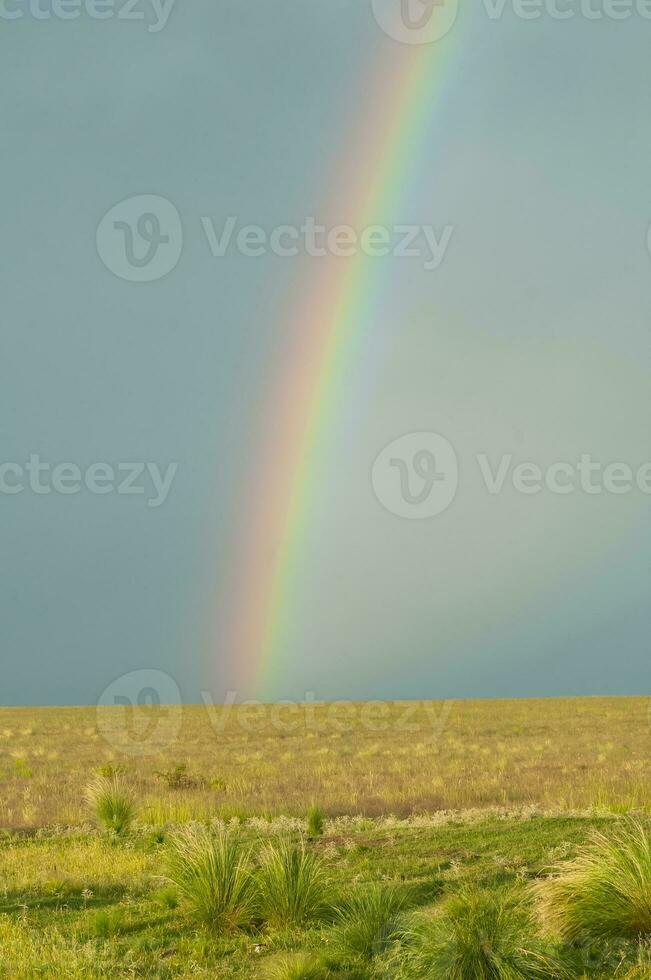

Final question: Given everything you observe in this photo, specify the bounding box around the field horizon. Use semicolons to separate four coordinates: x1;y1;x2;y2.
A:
3;690;648;709
1;694;648;831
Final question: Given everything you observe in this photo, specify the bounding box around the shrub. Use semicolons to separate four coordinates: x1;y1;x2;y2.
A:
258;839;332;928
166;825;258;932
332;883;407;959
307;803;325;838
262;952;331;980
398;887;570;979
94;763;127;778
84;775;135;834
155;763;200;790
534;819;651;941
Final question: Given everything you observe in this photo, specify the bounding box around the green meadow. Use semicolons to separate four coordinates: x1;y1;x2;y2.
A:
0;696;650;978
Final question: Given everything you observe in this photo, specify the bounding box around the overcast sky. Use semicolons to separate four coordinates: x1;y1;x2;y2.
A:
1;0;649;706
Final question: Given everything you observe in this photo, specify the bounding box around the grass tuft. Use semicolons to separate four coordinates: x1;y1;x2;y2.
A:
165;825;258;933
261;952;331;980
307;803;325;838
84;775;135;834
332;883;407;960
534;819;651;942
258;838;332;928
398;887;570;979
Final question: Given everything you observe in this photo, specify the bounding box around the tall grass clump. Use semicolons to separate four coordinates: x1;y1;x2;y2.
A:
262;952;331;980
534;819;651;941
398;888;569;980
84;775;135;835
258;839;331;928
332;883;407;960
166;825;258;933
307;803;325;838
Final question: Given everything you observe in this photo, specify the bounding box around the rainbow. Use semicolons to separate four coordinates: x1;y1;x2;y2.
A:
220;37;453;698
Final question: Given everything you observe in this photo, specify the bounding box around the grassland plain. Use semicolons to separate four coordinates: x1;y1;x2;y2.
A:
0;697;649;828
0;696;650;977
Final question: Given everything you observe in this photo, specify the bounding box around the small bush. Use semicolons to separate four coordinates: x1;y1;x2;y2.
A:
307;804;325;838
534;819;651;941
332;883;407;960
262;952;331;980
398;887;569;979
84;775;135;834
94;763;127;778
166;825;257;932
258;839;332;928
155;763;200;790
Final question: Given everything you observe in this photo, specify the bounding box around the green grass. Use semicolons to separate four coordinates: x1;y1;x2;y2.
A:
1;813;649;977
331;883;407;960
393;887;570;979
307;804;325;838
617;944;651;978
258;839;332;929
0;696;650;976
535;818;651;942
261;952;332;980
165;825;258;933
84;774;135;835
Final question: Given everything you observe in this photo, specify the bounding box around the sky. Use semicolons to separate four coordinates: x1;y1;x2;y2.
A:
1;0;649;707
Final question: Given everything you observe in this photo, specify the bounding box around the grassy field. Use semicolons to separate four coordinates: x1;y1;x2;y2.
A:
1;697;649;829
0;696;650;977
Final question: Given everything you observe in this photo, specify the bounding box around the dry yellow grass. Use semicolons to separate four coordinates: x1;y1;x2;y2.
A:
0;696;648;829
